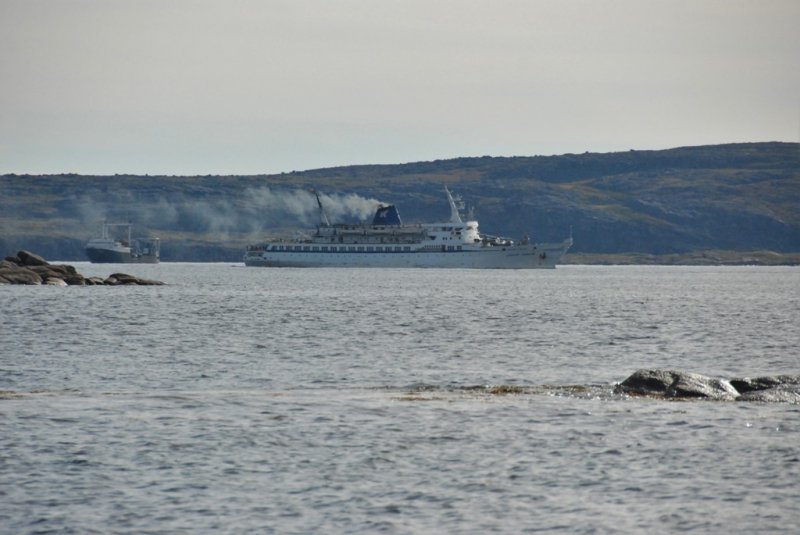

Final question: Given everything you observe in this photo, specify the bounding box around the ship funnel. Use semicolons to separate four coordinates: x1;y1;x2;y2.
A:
372;204;402;226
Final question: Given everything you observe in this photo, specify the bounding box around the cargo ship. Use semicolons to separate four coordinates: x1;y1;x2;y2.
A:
85;222;160;263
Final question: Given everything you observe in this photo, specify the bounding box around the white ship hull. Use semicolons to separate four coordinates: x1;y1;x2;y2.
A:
244;239;571;269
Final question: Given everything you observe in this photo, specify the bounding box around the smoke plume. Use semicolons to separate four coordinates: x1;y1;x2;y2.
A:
75;187;382;237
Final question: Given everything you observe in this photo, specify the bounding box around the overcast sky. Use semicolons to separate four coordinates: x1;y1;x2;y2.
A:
1;0;798;175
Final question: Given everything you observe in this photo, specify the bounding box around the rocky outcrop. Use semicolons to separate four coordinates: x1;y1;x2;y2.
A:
667;373;739;400
103;273;165;286
729;375;800;393
737;385;800;403
615;369;738;400
0;250;164;286
616;369;800;402
16;250;49;266
0;264;44;284
615;369;680;396
729;375;800;403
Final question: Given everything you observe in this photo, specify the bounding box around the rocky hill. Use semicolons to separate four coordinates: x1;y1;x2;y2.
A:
1;142;798;262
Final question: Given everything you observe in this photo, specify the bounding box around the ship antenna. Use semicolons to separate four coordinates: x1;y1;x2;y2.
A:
312;189;331;227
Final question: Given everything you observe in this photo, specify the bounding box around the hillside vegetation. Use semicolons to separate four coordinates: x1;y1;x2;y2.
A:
1;142;798;262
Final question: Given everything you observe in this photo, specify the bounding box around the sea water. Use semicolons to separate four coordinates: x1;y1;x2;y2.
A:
1;264;799;533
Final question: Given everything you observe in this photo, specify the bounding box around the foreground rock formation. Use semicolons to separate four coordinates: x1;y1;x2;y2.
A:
0;250;164;286
616;369;800;402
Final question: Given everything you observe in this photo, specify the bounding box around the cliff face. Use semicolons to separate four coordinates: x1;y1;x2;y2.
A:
2;142;798;261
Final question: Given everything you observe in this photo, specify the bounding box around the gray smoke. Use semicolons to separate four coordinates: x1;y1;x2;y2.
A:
75;187;382;237
314;191;381;224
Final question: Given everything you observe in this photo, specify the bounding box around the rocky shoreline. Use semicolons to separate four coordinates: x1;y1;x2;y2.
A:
616;369;800;403
0;250;164;286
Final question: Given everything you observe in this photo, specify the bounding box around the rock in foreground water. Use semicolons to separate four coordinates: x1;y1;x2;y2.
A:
737;385;800;403
0;250;164;286
615;369;738;400
104;273;165;286
617;369;800;402
730;375;800;393
16;250;50;266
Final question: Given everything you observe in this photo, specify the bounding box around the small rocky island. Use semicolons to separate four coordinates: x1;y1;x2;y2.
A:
0;250;164;286
616;369;800;403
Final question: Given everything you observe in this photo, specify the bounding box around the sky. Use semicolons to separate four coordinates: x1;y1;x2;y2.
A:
1;0;798;176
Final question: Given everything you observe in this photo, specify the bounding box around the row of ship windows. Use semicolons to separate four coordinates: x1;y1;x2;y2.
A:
271;245;464;252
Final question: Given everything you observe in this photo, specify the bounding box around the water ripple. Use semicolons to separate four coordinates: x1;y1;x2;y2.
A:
2;265;799;533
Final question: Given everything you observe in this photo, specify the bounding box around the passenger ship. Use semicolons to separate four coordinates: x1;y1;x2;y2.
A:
243;187;572;269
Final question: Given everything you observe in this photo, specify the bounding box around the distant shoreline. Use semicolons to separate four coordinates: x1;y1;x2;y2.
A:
5;243;800;267
37;250;800;266
563;250;800;266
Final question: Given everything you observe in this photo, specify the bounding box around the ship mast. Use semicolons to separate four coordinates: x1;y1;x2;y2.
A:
314;190;331;227
444;186;464;224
